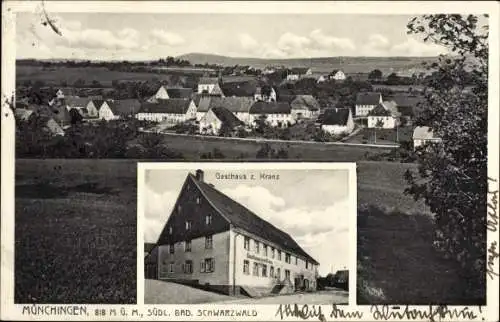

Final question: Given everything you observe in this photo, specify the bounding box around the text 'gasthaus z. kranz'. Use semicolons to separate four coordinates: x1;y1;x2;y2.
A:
154;169;319;297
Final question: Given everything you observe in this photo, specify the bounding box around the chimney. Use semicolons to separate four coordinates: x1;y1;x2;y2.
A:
195;169;204;182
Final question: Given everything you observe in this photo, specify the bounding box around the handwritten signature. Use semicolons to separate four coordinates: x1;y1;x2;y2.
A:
487;177;499;280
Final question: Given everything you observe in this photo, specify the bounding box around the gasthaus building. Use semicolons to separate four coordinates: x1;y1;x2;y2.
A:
155;170;319;297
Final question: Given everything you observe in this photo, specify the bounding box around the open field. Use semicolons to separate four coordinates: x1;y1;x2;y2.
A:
344;127;414;145
16;65;173;87
15;159;137;303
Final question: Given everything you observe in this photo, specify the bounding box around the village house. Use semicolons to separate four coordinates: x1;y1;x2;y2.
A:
286;67;312;81
329;69;346;81
147;86;193;102
98;99;141;121
221;80;257;98
390;94;425;126
196;96;254;124
355;92;383;117
14;108;36;123
413;126;442;150
367;101;400;129
136;99;197;123
85;99;104;119
155;170;319;296
63;97;89;115
197;77;224;96
55;88;79;100
199;106;244;135
254;86;277;102
290;95;321;120
318;108;354;135
249;101;294;128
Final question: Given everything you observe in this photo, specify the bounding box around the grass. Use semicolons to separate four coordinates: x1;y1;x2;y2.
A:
16;65;174;87
344;126;414;145
15;159;137;304
144;280;232;304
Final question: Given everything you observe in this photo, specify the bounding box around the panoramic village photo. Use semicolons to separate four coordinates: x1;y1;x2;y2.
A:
142;166;353;304
10;4;490;306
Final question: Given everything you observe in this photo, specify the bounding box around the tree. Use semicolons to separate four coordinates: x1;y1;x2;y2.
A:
404;14;488;302
368;69;383;80
386;72;400;85
373;119;384;143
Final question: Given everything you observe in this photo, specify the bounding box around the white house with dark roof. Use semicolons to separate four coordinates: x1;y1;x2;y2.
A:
286;67;312;81
249;101;294;128
85;99;104;119
147;86;194;102
318;108;354;135
329;70;346;81
367;101;400;129
199;106;244;135
355;92;383;117
99;99;141;121
196;96;255;124
155;170;319;296
197;77;224;96
290;95;321;120
136;99;197;123
413;126;442;150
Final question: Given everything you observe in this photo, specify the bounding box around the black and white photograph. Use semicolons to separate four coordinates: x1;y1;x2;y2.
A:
1;1;498;321
141;164;354;304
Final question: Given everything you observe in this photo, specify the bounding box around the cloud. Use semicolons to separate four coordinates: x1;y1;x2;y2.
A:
277;32;312;55
238;33;259;51
143;185;177;243
366;33;390;50
150;29;185;46
309;29;356;51
390;37;448;56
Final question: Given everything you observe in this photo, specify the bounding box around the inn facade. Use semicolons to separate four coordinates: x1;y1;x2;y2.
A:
155;170;319;296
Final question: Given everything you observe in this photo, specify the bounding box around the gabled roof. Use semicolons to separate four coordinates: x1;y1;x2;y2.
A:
64;97;89;107
277;94;297;104
208;97;255;113
14;108;35;121
289;67;310;75
138;99;192;114
189;173;319;265
88;99;105;109
196;96;212;112
166;87;193;99
198;77;219;85
356;92;382;105
221;81;257;97
413;126;438;140
319;108;351;126
249;101;291;114
210;107;244;128
291;95;320;111
367;103;392;117
331;69;341;75
106;99;142;116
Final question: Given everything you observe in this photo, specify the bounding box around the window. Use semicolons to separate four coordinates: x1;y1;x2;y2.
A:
205;235;213;249
263;245;268;257
206;214;212;225
252;263;259;276
243;260;250;275
306;261;309;269
201;258;215;273
271;247;275;259
244;237;250;250
278;250;282;260
183;260;193;274
185;240;191;252
185;221;191;230
168;226;172;234
178;205;182;213
285;253;291;264
169;244;174;254
262;264;268;277
295;256;298;265
169;262;174;273
196;196;201;204
270;266;274;278
254;240;260;253
276;268;281;279
285;269;290;280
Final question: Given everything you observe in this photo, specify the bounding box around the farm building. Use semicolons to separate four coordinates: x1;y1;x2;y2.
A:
64;97;89;113
196;96;255;124
221;80;257;98
249;101;294;128
147;86;193;102
413;126;442;150
367;101;400;129
85;99;104;119
286;67;312;81
290;95;321;120
99;99;141;121
55;88;79;99
197;77;224;96
390;94;425;125
155;170;319;296
136;99;197;123
355;92;383;117
329;70;346;81
199;106;244;135
318;108;354;135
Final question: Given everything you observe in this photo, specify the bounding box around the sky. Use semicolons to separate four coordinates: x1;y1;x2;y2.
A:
16;13;451;60
143;168;353;276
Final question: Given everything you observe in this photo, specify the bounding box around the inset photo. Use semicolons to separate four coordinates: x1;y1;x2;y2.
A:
139;163;356;304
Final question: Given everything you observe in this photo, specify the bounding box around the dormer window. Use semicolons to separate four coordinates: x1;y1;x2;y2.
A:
185;221;192;230
206;214;212;225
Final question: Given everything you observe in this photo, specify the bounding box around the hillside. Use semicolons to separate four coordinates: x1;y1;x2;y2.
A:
176;53;437;74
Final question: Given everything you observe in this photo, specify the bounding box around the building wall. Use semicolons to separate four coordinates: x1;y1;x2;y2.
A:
248;114;294;128
86;102;99;118
292;109;315;120
157;231;231;286
322;124;350;135
186;101;197;120
99;102;118;121
332;71;346;80
367;116;397;129
413;138;442;149
199;109;222;135
355;104;378;117
198;84;216;94
230;228;318;292
155;86;170;100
